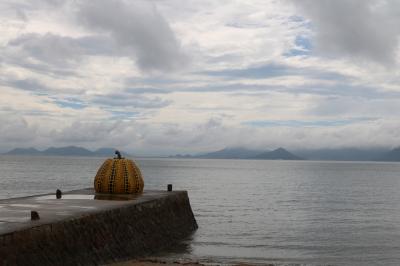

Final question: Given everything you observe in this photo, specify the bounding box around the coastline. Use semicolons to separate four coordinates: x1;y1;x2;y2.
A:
107;258;268;266
108;258;204;266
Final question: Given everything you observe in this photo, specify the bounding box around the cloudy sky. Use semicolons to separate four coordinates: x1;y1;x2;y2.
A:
1;0;400;155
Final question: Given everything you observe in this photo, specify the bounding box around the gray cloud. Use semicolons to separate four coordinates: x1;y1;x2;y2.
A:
47;120;148;153
140;117;228;150
77;0;187;72
0;74;87;96
3;0;400;154
4;0;187;74
2;78;49;93
293;0;400;65
7;33;114;66
124;87;171;95
2;108;400;155
0;115;37;144
306;96;400;117
51;121;120;143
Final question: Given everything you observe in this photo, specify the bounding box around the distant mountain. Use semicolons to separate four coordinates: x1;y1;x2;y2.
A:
5;147;42;156
3;146;131;157
251;148;303;160
377;147;400;162
295;148;387;161
196;147;265;159
43;146;94;156
170;147;303;160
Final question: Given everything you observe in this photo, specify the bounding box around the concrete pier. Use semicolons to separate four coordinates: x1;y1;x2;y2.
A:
0;189;198;266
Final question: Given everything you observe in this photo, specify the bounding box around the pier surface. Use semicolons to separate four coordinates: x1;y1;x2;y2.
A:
0;189;198;266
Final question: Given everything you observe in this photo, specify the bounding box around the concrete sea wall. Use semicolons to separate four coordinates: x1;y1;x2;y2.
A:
0;190;198;266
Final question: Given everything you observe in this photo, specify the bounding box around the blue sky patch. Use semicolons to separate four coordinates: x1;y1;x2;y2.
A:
54;99;87;109
285;35;312;57
296;35;312;50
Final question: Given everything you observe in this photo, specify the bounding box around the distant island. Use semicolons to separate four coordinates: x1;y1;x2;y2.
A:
172;147;304;160
4;145;400;162
196;147;265;159
376;147;400;162
170;146;400;162
3;146;131;157
250;147;303;160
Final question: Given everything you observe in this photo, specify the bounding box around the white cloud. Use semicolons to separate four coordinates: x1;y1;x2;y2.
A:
1;0;400;154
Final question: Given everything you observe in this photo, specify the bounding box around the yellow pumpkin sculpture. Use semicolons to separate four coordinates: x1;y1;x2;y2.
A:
94;150;144;194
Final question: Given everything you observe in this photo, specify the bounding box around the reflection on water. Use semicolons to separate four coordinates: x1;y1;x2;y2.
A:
152;232;195;257
2;156;400;265
8;203;40;208
34;193;141;201
35;194;95;200
94;193;141;201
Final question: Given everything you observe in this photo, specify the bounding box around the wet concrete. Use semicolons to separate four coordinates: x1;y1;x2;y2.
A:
0;188;198;265
0;188;187;235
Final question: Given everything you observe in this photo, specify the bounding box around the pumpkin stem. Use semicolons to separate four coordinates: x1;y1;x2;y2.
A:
115;150;122;159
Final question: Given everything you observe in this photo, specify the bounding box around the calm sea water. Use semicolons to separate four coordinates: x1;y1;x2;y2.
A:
1;156;400;265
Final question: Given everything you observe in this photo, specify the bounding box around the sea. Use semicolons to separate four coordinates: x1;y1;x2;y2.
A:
1;155;400;265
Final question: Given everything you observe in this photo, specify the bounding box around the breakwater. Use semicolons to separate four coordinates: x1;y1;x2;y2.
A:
0;189;198;266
